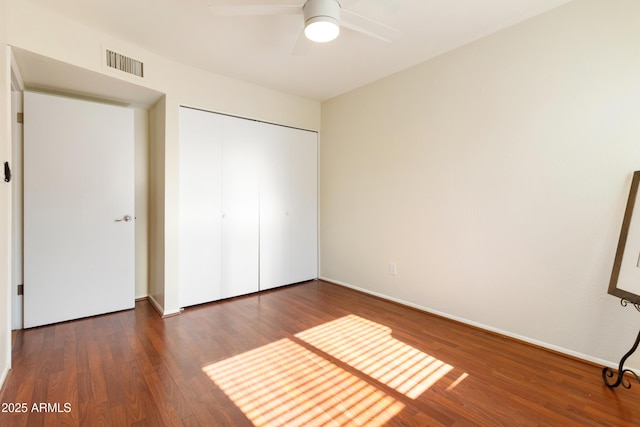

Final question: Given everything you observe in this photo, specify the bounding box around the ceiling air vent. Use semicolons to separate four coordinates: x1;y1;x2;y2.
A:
105;49;144;77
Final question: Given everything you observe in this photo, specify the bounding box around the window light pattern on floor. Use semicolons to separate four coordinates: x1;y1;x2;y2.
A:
202;315;463;426
296;314;454;399
203;338;403;426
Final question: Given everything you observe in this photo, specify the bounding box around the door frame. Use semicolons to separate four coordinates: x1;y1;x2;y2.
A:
9;59;154;330
10;52;24;330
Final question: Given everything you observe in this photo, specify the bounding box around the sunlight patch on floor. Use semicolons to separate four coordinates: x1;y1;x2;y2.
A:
203;338;404;426
296;315;454;399
202;314;467;426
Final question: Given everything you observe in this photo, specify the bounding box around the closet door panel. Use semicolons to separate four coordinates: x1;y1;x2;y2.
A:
259;125;291;291
221;117;260;298
179;108;317;304
290;130;318;283
179;108;223;307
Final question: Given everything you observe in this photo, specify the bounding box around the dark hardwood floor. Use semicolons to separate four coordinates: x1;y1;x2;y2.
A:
1;280;638;426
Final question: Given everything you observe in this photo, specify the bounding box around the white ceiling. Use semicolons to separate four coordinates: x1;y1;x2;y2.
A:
23;0;572;101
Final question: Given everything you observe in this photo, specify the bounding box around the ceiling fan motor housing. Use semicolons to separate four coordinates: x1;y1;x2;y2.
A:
303;0;341;26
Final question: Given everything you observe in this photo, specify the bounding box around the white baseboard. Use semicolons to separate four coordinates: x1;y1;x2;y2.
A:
147;294;164;315
147;294;181;318
320;276;617;369
0;363;9;392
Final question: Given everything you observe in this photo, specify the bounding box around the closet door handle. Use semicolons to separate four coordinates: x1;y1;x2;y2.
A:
115;215;132;222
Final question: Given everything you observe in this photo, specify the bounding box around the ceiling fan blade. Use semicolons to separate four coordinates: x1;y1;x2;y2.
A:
341;8;399;42
292;28;313;56
209;4;301;16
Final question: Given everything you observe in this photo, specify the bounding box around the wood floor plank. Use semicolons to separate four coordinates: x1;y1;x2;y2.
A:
1;280;639;426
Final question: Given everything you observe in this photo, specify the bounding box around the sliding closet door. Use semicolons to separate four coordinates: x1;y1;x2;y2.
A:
179;108;223;307
260;125;318;290
289;129;318;283
259;125;291;290
221;116;260;298
179;108;316;306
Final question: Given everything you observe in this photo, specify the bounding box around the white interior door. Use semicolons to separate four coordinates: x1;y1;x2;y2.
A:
23;91;135;328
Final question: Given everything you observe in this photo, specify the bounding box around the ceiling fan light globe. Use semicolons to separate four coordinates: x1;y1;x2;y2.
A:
305;17;340;42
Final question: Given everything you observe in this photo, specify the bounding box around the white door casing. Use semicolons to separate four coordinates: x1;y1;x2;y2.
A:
11;91;23;330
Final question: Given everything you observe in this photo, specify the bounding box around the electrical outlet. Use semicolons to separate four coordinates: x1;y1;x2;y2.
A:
389;262;397;276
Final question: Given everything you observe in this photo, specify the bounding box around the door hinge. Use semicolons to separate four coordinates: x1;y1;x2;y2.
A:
16;112;23;124
17;284;23;296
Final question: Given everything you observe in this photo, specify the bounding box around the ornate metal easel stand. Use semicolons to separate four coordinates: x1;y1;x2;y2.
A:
602;298;640;389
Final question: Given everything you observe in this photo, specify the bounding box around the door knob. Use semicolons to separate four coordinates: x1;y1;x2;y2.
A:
115;215;132;222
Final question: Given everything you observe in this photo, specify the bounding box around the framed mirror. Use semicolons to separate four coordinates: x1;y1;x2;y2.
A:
609;171;640;304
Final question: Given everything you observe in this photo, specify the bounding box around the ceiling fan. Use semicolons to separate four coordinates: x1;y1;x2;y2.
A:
209;0;398;53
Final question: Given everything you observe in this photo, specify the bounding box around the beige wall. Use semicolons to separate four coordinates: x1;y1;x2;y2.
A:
320;0;640;368
148;96;166;311
133;108;148;299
